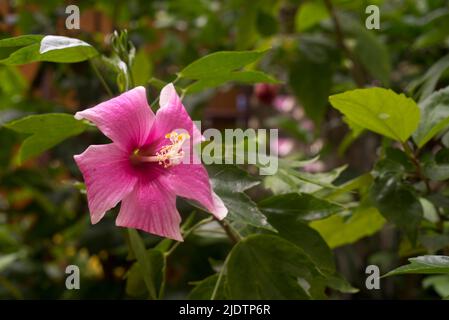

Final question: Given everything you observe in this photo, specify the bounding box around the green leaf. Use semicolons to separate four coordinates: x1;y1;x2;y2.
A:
295;165;347;193
0;65;28;102
127;229;158;299
264;164;345;195
1;44;40;65
295;0;329;32
310;207;386;249
208;164;260;193
263;170;299;195
353;28;390;85
235;5;258;50
259;193;343;221
223;192;274;230
4;113;87;163
423;275;449;298
413;87;449;148
38;35;98;62
380;147;415;173
408;54;449;101
266;212;336;272
290;56;333;122
125;249;166;299
0;35;43;47
384;255;449;277
419;197;439;223
326;274;359;294
208;165;274;231
0;35;98;65
184;71;279;94
188;274;228;299
370;174;423;244
423;148;449;181
424;162;449;181
324;173;373;201
178;50;268;79
329;87;420;142
131;49;152;87
125;262;148;298
226;234;325;299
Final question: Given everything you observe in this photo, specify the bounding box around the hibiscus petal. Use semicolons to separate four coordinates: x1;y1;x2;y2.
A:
74;144;138;224
147;83;203;149
162;163;228;220
211;191;228;220
75;86;154;151
116;179;183;241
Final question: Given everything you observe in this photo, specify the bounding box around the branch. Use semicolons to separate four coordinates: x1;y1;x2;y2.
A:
216;218;241;244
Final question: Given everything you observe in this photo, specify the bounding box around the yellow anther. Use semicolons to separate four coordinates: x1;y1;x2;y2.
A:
132;131;190;168
156;131;190;168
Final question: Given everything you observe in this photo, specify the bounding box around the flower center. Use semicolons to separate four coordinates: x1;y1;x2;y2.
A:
132;131;190;168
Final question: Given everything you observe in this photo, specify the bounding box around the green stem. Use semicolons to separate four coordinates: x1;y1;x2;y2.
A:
150;96;160;108
172;74;180;85
211;253;231;300
89;59;113;97
216;218;241;244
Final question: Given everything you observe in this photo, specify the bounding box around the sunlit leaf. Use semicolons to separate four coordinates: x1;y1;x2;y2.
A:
329;87;420;142
0;35;97;65
310;207;386;249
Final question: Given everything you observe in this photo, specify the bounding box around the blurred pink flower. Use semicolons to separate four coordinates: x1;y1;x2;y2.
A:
273;95;295;113
74;84;227;241
271;137;294;157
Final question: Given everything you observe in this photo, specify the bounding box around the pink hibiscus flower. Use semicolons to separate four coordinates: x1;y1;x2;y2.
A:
74;84;227;241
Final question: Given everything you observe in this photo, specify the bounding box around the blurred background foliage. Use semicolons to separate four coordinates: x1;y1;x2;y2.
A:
1;0;449;299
